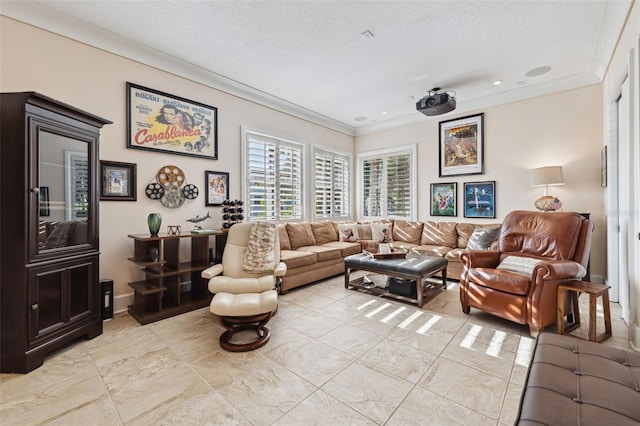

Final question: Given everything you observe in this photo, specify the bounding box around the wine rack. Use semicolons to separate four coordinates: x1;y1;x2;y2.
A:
221;199;245;229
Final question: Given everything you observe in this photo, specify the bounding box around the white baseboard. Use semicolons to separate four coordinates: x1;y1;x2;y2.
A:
114;293;134;315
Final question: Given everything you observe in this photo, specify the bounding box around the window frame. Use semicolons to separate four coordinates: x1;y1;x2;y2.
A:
312;146;352;221
242;128;305;222
357;144;417;221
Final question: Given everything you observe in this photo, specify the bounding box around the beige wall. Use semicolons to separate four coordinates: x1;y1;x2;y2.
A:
356;85;606;279
0;17;353;310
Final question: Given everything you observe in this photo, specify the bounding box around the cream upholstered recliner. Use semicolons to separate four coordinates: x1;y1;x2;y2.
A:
460;210;593;337
201;222;286;352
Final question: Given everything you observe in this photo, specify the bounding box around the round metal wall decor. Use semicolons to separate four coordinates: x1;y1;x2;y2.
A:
145;165;198;208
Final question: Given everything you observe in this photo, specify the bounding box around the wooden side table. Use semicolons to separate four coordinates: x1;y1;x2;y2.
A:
557;280;612;343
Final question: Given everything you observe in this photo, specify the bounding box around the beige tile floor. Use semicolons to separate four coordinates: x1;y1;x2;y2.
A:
0;273;631;425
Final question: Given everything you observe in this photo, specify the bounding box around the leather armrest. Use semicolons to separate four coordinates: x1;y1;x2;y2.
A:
460;250;501;268
201;264;223;279
274;262;287;277
533;260;586;280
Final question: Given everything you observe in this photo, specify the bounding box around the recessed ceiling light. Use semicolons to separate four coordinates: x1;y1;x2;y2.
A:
381;111;388;115
525;66;552;77
354;116;367;122
493;80;503;86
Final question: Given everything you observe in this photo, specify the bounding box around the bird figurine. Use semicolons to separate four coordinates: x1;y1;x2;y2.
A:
186;211;211;230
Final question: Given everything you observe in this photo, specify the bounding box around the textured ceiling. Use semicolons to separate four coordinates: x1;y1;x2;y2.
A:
2;1;632;135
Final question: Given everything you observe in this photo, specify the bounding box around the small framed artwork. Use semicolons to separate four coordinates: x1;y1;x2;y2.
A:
439;113;484;177
601;145;607;187
39;186;50;217
126;82;218;160
430;182;457;216
205;171;229;206
463;181;495;218
100;160;137;201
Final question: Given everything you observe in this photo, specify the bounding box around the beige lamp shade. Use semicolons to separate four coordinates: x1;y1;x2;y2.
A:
530;166;565;211
530;166;564;187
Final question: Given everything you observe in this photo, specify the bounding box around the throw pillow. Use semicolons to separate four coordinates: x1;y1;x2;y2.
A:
338;223;359;242
496;255;587;278
466;227;501;250
496;256;541;275
311;221;338;245
371;222;393;243
285;223;316;249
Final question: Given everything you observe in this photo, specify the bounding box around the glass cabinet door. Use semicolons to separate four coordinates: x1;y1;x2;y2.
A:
31;118;98;259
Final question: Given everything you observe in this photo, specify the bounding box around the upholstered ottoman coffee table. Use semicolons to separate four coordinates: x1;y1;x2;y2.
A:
344;253;448;308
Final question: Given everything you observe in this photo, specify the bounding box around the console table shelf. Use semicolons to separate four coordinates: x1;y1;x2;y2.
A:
127;233;213;324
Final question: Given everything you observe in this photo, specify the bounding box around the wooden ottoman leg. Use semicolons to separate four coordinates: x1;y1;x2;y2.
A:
219;312;273;352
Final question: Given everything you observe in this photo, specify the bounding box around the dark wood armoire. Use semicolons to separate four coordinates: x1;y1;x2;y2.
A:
0;92;111;373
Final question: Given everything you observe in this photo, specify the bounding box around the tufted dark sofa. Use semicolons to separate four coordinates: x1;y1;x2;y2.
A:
516;332;640;425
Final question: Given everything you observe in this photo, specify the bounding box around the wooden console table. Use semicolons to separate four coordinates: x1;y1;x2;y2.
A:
127;233;213;324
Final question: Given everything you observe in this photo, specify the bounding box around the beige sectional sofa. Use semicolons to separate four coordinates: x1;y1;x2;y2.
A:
277;219;500;293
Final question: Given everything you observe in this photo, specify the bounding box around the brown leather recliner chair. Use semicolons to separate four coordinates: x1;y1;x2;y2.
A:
460;210;593;337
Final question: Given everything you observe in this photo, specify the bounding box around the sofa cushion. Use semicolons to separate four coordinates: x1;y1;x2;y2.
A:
311;221;338;245
467;227;501;250
322;241;362;257
286;223;316;249
467;267;531;295
371;222;393;243
413;245;452;257
278;224;292;251
389;241;419;251
356;223;373;240
359;240;379;253
445;248;465;262
279;250;317;269
421;221;457;247
457;223;502;249
338;223;359;242
299;245;342;262
393;220;424;244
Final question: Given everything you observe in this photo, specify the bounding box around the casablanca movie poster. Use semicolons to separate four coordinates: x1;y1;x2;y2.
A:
126;83;218;159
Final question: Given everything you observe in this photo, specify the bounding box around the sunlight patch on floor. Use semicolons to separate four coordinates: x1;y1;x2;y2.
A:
515;337;536;367
460;324;482;351
365;303;392;318
357;300;377;310
381;307;407;323
416;314;442;335
398;311;423;329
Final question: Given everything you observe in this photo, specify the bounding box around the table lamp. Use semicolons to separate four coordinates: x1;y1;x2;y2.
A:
530;166;564;211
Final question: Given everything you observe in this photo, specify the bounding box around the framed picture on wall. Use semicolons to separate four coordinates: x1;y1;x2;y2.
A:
205;171;229;206
126;82;218;160
430;182;457;216
439;113;484;177
100;160;137;201
463;181;495;218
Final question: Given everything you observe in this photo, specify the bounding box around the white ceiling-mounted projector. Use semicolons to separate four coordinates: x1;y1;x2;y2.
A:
416;88;456;116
